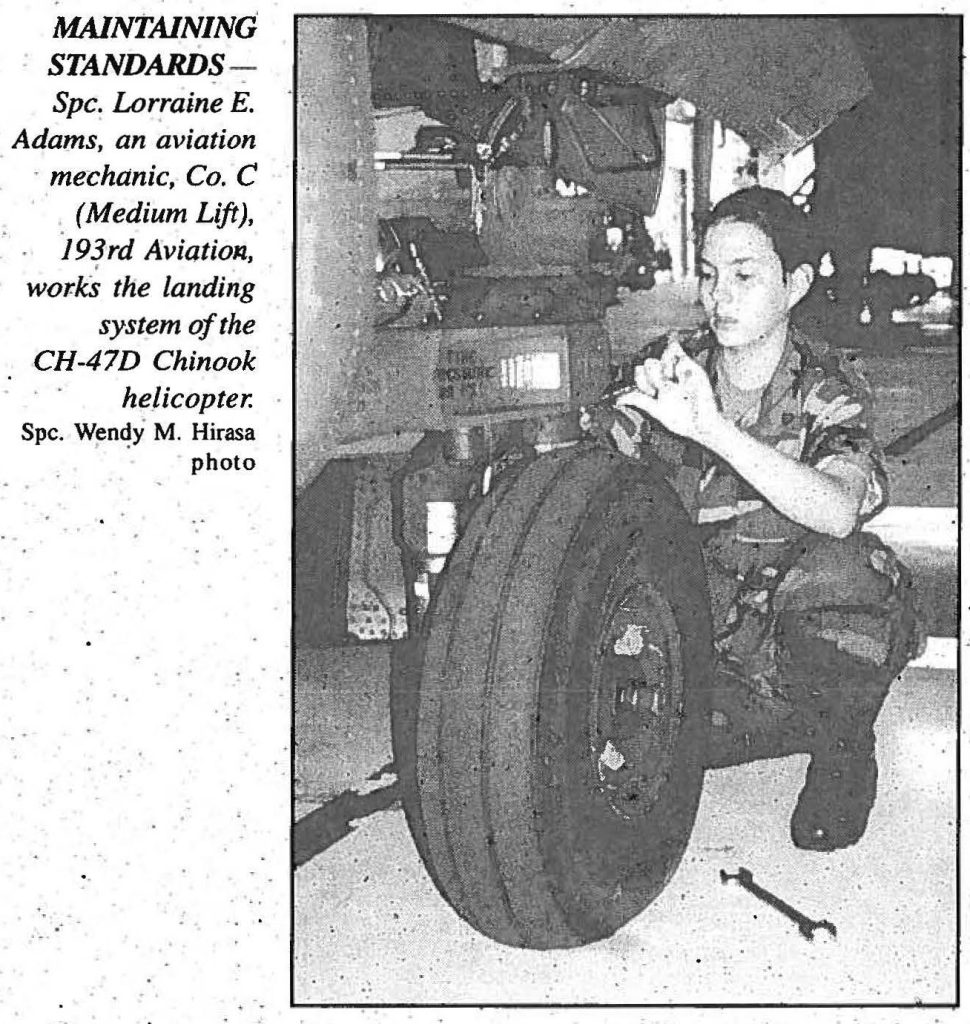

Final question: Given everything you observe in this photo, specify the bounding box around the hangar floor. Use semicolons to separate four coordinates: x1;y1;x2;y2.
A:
293;638;956;1006
292;339;959;1007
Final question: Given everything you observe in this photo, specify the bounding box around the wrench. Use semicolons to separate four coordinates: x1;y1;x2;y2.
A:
720;867;837;942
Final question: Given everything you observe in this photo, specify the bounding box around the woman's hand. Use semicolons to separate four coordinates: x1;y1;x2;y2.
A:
616;338;862;536
616;340;724;445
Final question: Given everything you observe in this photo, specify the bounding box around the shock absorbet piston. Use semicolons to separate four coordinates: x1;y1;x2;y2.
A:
391;428;486;628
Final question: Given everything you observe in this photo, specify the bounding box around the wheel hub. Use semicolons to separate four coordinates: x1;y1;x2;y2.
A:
591;573;684;819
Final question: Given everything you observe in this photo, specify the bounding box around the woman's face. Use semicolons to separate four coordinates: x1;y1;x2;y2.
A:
699;219;802;349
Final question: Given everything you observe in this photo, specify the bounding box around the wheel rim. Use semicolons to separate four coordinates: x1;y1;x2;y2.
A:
588;552;686;820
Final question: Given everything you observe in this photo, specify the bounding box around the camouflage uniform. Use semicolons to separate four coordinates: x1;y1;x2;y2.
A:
638;325;922;774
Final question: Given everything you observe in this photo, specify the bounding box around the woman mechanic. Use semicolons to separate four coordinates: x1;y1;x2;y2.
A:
615;187;922;852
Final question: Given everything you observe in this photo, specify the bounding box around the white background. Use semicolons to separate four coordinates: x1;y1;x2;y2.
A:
0;3;963;1022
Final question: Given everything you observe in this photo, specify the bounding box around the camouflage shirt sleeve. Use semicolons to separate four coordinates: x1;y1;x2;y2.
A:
799;361;888;522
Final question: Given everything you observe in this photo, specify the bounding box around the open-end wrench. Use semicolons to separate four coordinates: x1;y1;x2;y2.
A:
720;867;837;942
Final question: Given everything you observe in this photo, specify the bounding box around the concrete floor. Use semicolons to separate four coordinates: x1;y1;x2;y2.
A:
293;640;956;1005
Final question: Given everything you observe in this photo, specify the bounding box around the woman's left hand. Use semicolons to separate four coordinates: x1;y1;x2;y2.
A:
616;340;723;445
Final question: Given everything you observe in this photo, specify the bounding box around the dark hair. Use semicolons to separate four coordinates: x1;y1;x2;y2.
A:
701;187;821;275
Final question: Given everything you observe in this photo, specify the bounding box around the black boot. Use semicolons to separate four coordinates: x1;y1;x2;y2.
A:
790;729;879;851
786;662;896;852
775;606;910;852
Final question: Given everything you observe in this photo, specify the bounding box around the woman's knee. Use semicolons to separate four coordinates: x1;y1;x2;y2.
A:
773;531;920;679
774;532;905;613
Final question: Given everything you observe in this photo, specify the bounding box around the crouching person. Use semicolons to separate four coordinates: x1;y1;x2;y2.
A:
616;187;923;852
